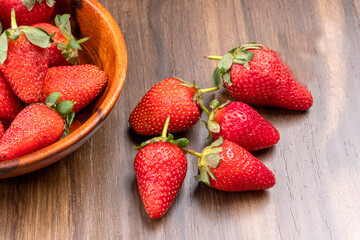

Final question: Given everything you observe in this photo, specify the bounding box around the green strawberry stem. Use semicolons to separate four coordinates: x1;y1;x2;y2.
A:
199;104;210;116
11;9;18;29
204;56;222;60
161;116;171;138
186;149;202;158
200;87;219;94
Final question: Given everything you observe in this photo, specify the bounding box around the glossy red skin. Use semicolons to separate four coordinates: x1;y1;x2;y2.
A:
0;0;54;29
0;104;64;162
0;121;4;139
0;73;24;120
209;140;276;192
32;23;70;66
129;78;201;136
213;101;279;151
227;48;313;111
0;33;49;104
40;65;107;113
134;141;187;219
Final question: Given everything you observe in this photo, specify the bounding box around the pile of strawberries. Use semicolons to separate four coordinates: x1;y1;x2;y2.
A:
129;43;313;218
0;1;107;161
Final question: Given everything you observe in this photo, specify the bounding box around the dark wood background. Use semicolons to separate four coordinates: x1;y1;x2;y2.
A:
1;0;360;239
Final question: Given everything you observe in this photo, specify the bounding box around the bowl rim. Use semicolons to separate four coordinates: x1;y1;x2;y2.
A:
0;0;127;177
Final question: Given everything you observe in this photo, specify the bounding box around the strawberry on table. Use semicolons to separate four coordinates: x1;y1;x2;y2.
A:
32;14;89;66
134;116;188;219
0;0;54;29
207;42;313;111
188;137;276;192
40;64;108;113
129;77;218;136
205;99;280;152
0;10;52;104
0;92;75;162
0;73;23;120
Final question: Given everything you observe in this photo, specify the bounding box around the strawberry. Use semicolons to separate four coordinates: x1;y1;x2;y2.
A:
0;73;24;120
129;77;218;136
0;10;52;104
0;121;4;139
40;64;108;113
207;42;313;111
0;0;54;29
0;92;75;162
134;116;188;219
32;14;89;66
188;137;276;192
205;100;279;151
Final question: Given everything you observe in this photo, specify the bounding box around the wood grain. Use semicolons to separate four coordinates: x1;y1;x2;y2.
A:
1;0;360;239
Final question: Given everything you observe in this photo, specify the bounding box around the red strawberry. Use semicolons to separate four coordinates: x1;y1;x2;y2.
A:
0;0;54;29
0;92;75;162
0;10;52;104
134;117;188;219
0;73;23;120
207;43;313;110
188;137;275;191
40;64;108;113
0;121;4;139
32;14;89;66
205;100;279;151
129;77;218;136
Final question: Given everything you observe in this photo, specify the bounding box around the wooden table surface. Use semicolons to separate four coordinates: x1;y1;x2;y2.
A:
1;0;360;239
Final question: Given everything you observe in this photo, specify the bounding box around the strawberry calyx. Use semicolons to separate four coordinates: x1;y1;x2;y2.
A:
187;137;224;186
205;42;266;87
202;99;231;139
0;9;54;64
45;92;75;138
134;116;189;152
54;14;90;65
175;77;218;115
21;0;55;11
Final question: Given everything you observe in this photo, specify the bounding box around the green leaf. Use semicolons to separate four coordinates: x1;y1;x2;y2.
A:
235;50;254;62
171;138;189;148
211;67;222;87
9;30;20;41
68;38;82;50
199;166;210;186
222;72;232;86
205;147;223;155
55;14;72;40
45;0;55;7
205;166;217;181
166;133;174;142
66;112;75;127
0;22;2;34
22;26;52;48
218;53;233;71
209;99;220;109
56;42;68;51
45;92;61;107
22;0;36;11
205;153;222;168
210;137;224;147
61;126;70;139
192;90;202;102
56;101;74;116
208;120;220;133
233;58;246;65
0;32;8;64
218;100;231;109
228;47;239;54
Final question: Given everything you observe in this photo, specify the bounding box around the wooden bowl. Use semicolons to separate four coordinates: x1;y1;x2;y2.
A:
0;0;127;178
